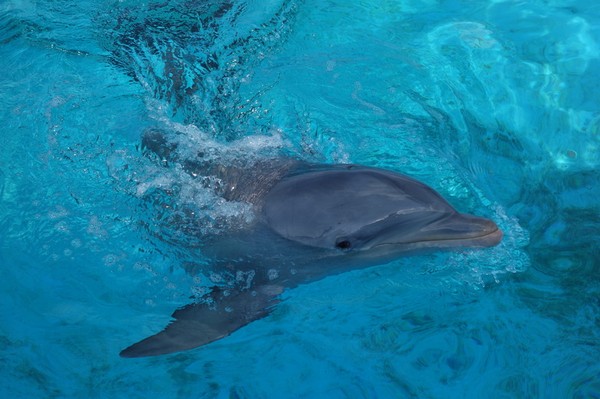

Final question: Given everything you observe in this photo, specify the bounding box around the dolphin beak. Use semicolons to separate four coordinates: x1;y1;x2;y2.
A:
422;213;503;247
363;212;503;251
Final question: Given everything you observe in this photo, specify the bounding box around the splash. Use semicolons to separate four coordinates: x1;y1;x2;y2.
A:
449;204;530;288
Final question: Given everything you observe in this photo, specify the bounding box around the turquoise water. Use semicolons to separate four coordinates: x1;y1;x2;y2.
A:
1;0;599;397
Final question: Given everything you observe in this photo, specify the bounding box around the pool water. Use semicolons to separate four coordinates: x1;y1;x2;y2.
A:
1;0;599;397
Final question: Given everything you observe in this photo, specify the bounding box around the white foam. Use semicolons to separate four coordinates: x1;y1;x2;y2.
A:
449;203;530;288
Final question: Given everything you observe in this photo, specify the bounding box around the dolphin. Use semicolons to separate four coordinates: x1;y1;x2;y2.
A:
120;132;502;357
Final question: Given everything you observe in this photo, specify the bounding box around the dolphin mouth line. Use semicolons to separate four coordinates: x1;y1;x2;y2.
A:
373;226;503;249
437;226;503;245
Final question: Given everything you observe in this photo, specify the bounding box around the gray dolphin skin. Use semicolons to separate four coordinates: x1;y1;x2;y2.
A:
120;136;502;357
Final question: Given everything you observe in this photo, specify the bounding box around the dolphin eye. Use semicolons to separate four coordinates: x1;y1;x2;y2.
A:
335;239;352;250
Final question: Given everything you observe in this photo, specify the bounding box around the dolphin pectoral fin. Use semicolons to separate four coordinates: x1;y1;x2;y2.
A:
120;285;283;358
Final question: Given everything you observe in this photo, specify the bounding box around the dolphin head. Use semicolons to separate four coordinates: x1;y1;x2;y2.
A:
264;165;502;256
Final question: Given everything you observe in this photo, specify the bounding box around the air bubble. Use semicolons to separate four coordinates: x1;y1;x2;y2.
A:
210;272;224;283
267;269;279;280
103;254;117;266
54;221;70;233
236;270;255;289
191;286;210;297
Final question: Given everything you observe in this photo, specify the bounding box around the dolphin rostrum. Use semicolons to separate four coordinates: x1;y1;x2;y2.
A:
120;135;502;357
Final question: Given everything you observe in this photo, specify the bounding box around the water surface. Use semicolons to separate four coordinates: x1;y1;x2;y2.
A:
1;0;599;397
